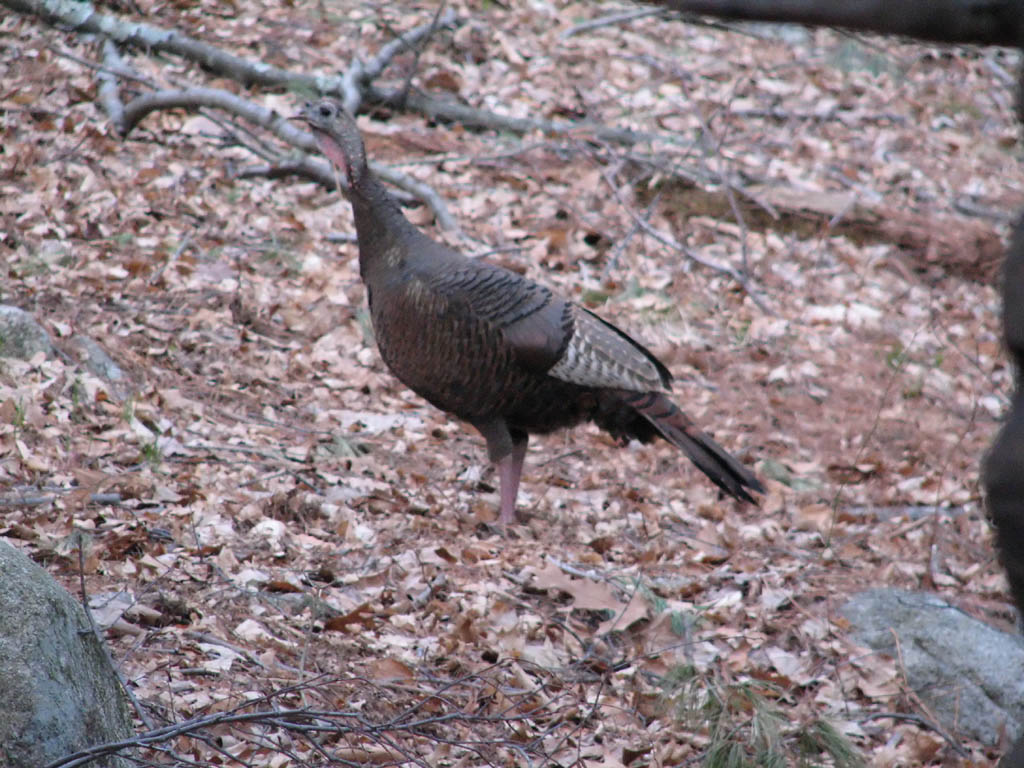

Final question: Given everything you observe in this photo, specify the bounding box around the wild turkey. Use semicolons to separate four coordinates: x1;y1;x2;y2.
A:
299;98;762;524
984;220;1024;768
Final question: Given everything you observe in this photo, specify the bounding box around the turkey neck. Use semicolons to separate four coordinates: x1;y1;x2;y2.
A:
346;171;432;286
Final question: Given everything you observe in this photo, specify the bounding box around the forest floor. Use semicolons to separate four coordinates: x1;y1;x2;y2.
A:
3;1;1024;765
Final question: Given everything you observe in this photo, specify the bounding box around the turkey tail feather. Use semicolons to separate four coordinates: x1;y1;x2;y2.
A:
620;391;763;503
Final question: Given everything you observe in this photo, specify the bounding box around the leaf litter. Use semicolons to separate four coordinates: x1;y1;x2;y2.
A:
1;1;1022;764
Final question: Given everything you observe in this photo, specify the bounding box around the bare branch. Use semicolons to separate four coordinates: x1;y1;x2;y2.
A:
75;542;155;730
338;58;366;117
373;165;462;234
118;86;461;232
3;0;458;96
45;42;156;88
560;7;667;39
96;39;127;134
365;84;676;147
393;2;450;110
370;9;457;81
10;0;694;156
44;667;588;768
634;211;773;313
234;159;339;186
340;9;458;114
861;712;970;757
121;87;300;141
604;190;660;276
595;162;772;311
6;0;311;87
0;491;124;507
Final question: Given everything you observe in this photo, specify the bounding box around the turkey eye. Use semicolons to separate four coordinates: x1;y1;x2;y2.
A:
319;105;332;117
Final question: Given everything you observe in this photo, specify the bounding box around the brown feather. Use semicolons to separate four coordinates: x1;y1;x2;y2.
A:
299;99;762;523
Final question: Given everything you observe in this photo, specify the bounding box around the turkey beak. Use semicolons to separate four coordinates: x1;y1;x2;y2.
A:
292;101;322;128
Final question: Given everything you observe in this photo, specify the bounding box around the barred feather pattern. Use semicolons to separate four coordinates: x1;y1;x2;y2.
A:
301;98;762;519
369;261;584;433
614;390;763;503
549;306;670;392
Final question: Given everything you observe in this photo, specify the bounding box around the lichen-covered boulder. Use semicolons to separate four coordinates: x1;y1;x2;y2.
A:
0;539;132;767
0;305;54;360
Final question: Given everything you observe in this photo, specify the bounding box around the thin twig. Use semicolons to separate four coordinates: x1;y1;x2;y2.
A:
45;42;156;88
149;231;193;286
118;85;461;231
888;627;970;757
96;39;127;133
183;436;309;465
183;631;265;669
365;84;678;147
76;539;155;729
637;212;772;313
0;491;124;507
604;189;660;276
341;8;458;114
325;231;359;244
546;556;615;584
861;711;970;757
596;162;771;311
686;87;755;276
395;1;449;109
729;105;908;125
203;106;288;160
559;6;666;39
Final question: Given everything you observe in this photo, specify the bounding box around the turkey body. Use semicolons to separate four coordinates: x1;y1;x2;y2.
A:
363;208;657;443
301;99;762;524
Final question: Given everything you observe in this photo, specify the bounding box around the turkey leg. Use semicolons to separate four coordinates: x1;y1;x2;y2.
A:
497;434;529;525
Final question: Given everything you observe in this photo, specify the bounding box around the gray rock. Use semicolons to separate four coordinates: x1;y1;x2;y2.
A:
841;588;1024;746
0;305;54;360
740;22;812;45
0;539;132;767
66;334;134;402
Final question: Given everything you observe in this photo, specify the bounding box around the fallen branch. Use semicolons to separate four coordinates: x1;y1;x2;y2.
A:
4;0;457;96
120;86;461;232
121;87;300;142
44;666;584;768
6;0;466;232
8;0;698;240
365;84;673;147
6;0;310;88
560;6;667;39
359;3;455;112
861;712;970;757
636;211;772;313
75;542;155;730
0;491;124;507
95;39;127;135
595;162;772;311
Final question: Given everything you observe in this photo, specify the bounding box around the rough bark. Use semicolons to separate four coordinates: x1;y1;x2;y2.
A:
654;0;1024;46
